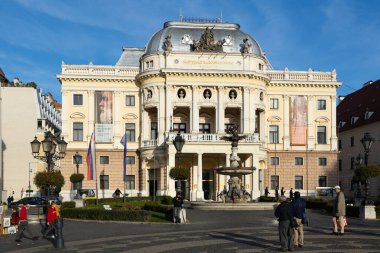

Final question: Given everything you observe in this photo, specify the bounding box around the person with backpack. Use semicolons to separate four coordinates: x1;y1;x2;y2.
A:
292;191;306;248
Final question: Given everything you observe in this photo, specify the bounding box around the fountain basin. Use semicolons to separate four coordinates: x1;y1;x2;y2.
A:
215;167;254;176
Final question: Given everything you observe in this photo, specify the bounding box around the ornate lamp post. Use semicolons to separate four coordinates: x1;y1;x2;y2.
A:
360;132;375;205
73;152;82;198
173;132;185;193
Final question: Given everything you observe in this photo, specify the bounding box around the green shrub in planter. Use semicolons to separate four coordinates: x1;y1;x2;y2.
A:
34;170;65;190
61;201;76;209
70;173;84;183
60;208;149;221
169;167;190;180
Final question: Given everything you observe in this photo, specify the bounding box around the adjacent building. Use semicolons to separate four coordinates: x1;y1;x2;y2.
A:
58;19;341;201
337;79;380;201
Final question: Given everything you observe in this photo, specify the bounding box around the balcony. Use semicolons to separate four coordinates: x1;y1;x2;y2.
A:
142;139;158;148
167;132;260;143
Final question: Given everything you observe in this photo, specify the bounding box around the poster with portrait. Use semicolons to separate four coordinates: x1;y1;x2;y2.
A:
95;91;113;142
290;96;307;145
3;217;10;227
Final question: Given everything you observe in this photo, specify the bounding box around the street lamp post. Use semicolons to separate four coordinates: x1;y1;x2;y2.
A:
173;132;185;194
360;132;375;205
30;132;67;249
73;152;82;198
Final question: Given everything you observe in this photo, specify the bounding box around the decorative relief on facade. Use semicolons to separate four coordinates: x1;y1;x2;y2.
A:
181;34;193;45
224;35;232;46
163;35;172;51
260;92;264;101
146;89;153;100
229;89;237;99
203;89;212;99
177;88;186;99
191;27;225;53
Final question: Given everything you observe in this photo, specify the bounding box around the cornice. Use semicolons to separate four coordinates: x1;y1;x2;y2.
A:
268;81;341;88
57;75;135;83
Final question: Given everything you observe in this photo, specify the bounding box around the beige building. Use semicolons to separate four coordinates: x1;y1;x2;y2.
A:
58;20;341;201
0;73;62;202
337;80;380;201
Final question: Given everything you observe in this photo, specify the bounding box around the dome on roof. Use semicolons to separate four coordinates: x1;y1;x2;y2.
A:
145;21;263;56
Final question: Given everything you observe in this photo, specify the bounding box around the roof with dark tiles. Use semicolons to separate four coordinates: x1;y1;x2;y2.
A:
337;79;380;132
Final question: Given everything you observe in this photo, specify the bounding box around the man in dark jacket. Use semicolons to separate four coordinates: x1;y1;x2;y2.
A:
275;196;295;251
292;191;306;248
173;192;184;223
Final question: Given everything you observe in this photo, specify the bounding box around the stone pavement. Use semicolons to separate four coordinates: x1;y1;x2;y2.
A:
0;208;379;253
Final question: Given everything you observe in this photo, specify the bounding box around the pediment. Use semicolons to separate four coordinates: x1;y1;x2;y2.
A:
122;113;138;120
70;112;86;119
315;116;329;123
267;116;282;122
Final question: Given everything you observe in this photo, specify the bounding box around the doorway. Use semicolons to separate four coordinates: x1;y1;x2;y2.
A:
202;170;214;200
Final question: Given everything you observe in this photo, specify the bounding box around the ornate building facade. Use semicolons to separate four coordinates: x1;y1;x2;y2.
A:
58;20;340;201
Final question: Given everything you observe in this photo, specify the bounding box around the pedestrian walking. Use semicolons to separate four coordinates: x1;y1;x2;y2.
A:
292;191;306;248
10;207;20;226
265;186;269;197
43;201;59;239
332;185;346;236
173;192;184;223
289;188;294;200
14;201;39;243
275;196;296;252
281;187;286;197
275;186;279;201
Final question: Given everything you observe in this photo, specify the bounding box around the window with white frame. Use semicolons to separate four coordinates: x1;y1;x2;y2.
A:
295;176;303;189
270;98;279;109
270;157;279;166
317;126;327;144
100;175;109;189
295;157;303;166
269;125;279;144
100;156;109;164
125;123;136;142
73;94;83;105
73;122;83;141
126;175;135;190
318;157;327;166
317;99;326;110
318;176;327;187
126;95;135;106
271;175;279;190
126;156;135;165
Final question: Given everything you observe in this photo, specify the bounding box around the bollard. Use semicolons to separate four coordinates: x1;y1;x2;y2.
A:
55;217;64;249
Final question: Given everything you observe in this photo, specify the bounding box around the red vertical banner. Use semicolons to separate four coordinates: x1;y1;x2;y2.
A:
290;96;307;145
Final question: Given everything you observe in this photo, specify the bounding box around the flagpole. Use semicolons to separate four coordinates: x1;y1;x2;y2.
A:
94;123;99;205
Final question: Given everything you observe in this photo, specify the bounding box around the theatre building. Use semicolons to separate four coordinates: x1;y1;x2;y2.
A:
58;19;341;201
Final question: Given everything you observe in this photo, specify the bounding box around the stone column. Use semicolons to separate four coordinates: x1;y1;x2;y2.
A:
243;87;250;133
283;95;290;149
196;153;204;201
330;95;338;150
88;90;95;141
217;87;225;134
158;86;165;145
165;85;172;133
191;86;199;133
251;154;260;200
166;151;176;197
191;154;198;201
249;89;255;133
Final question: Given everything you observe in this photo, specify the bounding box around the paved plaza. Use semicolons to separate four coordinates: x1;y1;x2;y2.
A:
0;208;379;253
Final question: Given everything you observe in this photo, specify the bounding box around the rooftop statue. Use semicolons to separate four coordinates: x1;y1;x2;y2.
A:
163;35;173;51
242;37;251;54
191;27;225;53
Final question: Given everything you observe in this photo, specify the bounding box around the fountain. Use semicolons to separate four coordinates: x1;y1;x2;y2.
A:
215;125;254;203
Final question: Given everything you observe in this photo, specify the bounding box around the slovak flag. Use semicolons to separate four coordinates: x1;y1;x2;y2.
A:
86;132;96;180
120;132;127;182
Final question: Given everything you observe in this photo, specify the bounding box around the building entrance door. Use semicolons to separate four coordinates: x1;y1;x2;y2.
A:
202;170;214;200
148;169;157;197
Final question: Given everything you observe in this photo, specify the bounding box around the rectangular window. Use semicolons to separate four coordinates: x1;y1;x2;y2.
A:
295;157;304;166
173;123;186;133
350;136;354;147
319;157;327;166
37;120;43;129
151;122;158;140
270;98;279;109
317;126;327;144
199;123;211;133
73;94;83;105
100;175;109;190
295;176;303;189
126;95;135;106
72;155;83;164
126;156;135;165
73;122;83;141
339;159;342;171
271;175;279;190
100;156;109;164
125;123;136;142
126;175;135;190
319;176;327;187
270;157;279;166
317;99;326;110
269;125;279;144
338;140;342;150
351;157;355;170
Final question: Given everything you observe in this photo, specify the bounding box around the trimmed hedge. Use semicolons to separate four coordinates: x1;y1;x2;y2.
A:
306;199;360;218
259;196;277;202
60;208;149;221
143;202;173;221
61;201;76;209
86;196;173;205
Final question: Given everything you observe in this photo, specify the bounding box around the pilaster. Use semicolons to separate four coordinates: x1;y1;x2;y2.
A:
243;87;250;134
330;95;338;150
217;87;225;134
158;86;165;144
191;86;199;133
283;95;290;149
88;90;95;140
307;95;314;149
196;153;204;201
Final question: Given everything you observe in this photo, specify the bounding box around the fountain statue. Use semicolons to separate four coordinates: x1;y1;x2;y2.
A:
216;125;254;203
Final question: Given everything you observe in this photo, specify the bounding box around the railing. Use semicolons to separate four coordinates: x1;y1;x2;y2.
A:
61;64;139;77
142;139;158;147
266;70;337;82
166;132;260;143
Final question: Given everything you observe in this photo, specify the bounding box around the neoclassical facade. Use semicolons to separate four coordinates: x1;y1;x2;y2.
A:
58;20;341;201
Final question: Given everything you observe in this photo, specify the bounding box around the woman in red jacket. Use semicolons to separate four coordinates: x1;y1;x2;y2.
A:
43;201;59;239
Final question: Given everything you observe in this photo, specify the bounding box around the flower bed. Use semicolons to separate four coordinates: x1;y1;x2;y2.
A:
60;208;149;222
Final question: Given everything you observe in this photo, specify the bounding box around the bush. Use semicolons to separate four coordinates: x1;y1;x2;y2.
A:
86;196;173;205
61;201;76;209
34;171;65;189
70;173;84;183
60;208;149;221
259;196;277;202
160;196;173;205
169;167;190;180
143;202;172;213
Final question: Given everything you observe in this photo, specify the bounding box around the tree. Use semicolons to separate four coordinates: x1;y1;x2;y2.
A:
34;170;65;193
169;167;190;180
69;173;84;183
352;164;380;184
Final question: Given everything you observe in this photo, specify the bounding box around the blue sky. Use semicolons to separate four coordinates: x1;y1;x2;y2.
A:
1;0;380;102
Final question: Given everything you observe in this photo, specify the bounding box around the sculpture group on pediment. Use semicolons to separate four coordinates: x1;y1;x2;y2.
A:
191;27;225;53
